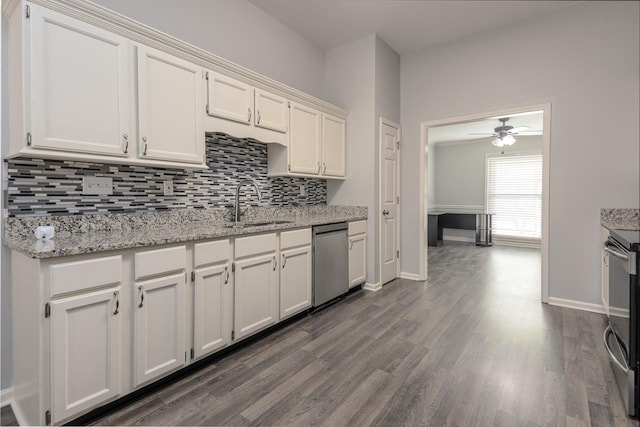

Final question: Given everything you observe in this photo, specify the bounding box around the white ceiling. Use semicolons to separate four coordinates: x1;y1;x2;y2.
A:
428;111;544;145
247;0;577;55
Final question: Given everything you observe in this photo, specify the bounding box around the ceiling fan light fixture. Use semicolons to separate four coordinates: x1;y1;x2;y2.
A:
492;133;516;147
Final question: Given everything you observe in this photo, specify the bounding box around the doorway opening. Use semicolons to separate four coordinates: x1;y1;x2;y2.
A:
418;104;550;302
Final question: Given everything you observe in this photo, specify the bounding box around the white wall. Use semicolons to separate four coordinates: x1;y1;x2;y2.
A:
401;1;640;305
90;0;326;98
324;34;400;286
433;136;543;208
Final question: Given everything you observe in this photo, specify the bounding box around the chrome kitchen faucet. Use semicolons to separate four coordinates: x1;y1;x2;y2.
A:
234;179;262;224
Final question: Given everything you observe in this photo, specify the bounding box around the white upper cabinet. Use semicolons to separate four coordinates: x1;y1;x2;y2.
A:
28;6;130;157
205;71;289;144
267;106;346;179
288;102;322;175
321;113;346;178
206;72;253;125
7;3;206;169
137;46;204;164
254;89;288;134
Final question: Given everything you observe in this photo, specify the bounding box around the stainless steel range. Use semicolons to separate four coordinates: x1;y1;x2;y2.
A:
603;229;639;418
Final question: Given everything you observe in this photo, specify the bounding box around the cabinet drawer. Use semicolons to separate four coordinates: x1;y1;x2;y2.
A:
235;233;277;258
280;228;311;250
348;220;366;236
50;255;122;297
135;246;186;280
194;239;230;268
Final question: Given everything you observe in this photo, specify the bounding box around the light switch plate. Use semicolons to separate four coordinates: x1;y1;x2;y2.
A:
82;176;113;195
163;180;174;196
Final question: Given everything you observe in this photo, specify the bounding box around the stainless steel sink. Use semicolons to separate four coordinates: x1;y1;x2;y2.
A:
222;220;293;229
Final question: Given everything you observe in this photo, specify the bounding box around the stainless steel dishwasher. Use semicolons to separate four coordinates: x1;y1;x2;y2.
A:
313;222;349;307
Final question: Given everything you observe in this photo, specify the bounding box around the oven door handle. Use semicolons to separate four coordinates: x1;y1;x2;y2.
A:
603;325;629;373
604;242;628;261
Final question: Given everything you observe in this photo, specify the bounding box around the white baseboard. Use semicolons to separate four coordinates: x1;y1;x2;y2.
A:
400;272;423;281
548;297;606;315
493;238;541;249
363;282;382;292
443;235;475;243
609;306;629;318
0;387;13;407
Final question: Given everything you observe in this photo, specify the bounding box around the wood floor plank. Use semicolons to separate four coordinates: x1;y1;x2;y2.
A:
74;242;638;427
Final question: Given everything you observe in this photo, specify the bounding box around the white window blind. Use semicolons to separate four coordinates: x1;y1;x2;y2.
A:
486;153;542;239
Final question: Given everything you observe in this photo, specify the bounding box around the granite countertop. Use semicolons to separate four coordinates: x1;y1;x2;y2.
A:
4;205;367;259
600;208;640;231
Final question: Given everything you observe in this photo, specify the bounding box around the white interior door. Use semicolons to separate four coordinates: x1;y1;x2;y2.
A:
380;119;400;285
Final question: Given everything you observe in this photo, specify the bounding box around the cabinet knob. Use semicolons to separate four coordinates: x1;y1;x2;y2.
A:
383;210;389;215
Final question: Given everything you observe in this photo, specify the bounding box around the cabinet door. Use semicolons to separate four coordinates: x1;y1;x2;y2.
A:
134;273;185;386
321;114;346;178
289;102;321;175
137;46;203;164
206;72;253;125
254;89;288;133
51;288;121;423
234;253;279;340
280;246;312;320
29;5;130;157
194;263;232;359
349;234;367;288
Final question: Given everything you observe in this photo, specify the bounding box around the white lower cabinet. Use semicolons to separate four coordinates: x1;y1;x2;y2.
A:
280;229;312;320
601;226;610;315
349;221;367;288
50;287;121;423
234;233;279;340
133;245;187;387
193;240;232;359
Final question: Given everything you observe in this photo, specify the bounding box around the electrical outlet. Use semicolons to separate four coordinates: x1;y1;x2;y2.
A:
82;176;113;195
299;184;306;197
163;180;174;196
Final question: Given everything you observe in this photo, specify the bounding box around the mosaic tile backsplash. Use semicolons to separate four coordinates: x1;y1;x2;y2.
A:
6;133;327;217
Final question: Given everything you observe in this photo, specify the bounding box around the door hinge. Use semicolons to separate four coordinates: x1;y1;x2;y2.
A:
26;5;30;18
397;250;400;258
191;271;195;282
44;303;50;318
232;262;236;272
190;348;195;360
231;330;235;340
45;410;51;425
27;132;32;146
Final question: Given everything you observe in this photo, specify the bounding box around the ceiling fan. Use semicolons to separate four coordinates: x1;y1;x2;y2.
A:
469;117;536;147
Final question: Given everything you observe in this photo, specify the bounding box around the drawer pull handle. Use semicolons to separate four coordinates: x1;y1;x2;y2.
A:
272;256;277;271
350;240;354;250
257;110;261;124
248;108;252;123
113;291;120;315
224;266;229;284
142;137;148;155
282;254;286;269
122;134;128;154
138;286;144;308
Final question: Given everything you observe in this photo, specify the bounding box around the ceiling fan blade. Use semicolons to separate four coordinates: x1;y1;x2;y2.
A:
510;126;531;133
468;132;495;135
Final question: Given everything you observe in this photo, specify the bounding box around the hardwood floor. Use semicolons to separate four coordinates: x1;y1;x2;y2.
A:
5;242;634;426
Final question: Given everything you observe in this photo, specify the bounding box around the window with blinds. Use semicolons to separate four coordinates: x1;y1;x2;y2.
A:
486;153;542;239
